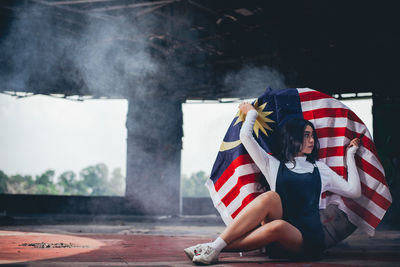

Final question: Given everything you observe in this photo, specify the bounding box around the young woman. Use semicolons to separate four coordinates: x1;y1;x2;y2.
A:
184;102;361;265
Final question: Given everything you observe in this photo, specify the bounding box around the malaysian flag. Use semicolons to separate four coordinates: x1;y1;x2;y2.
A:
206;88;392;235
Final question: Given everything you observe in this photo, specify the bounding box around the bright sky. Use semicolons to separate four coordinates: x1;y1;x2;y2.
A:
0;94;128;178
0;93;372;178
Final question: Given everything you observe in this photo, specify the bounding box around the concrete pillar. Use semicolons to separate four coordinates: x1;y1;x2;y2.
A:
372;94;400;226
125;96;183;215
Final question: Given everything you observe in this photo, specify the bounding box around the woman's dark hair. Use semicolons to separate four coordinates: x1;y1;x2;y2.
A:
278;118;320;166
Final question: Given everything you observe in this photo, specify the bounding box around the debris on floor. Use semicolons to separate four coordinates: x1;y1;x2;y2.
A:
19;242;88;248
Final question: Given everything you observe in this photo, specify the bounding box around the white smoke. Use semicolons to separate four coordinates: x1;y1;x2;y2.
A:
74;16;159;98
223;65;287;97
0;3;159;98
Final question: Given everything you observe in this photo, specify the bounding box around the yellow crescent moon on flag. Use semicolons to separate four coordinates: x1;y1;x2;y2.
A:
219;100;275;152
219;140;242;152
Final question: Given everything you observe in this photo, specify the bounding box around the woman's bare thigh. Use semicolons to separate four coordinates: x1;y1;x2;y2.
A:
224;219;303;253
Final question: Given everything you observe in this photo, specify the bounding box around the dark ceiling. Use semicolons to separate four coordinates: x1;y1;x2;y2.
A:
0;0;399;99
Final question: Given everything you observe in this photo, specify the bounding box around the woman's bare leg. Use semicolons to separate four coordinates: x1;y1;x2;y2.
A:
220;191;283;244
224;219;303;253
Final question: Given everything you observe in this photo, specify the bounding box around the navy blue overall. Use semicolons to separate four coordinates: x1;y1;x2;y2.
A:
276;161;325;256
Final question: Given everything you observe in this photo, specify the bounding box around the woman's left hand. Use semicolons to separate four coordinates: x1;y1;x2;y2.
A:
239;102;255;115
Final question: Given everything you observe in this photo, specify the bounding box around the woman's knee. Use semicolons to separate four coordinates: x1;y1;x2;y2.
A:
258;191;281;205
267;219;287;232
260;219;288;239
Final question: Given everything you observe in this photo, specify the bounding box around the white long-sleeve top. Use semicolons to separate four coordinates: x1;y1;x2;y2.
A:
239;110;362;203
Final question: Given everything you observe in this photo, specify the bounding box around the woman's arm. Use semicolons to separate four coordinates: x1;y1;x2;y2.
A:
321;138;362;198
239;103;279;190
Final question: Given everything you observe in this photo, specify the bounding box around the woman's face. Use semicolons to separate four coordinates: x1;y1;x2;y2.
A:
298;125;315;156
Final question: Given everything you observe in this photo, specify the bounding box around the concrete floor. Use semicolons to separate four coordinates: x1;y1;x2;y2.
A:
0;214;399;266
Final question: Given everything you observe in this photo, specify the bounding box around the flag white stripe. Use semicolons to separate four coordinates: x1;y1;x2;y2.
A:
319;156;345;167
319;155;386;193
216;163;260;201
312;117;372;140
318;150;385;178
300;94;374;145
297;88;315;93
205;178;223;208
359;172;392;202
358;170;388;200
320;164;389;206
301;98;350;112
334;197;376;236
318;136;350;150
324;194;376;235
356;148;385;175
353;194;386;219
205;179;233;225
318;141;385;178
226;183;264;214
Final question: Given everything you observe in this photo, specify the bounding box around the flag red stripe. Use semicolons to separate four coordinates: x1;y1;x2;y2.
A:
342;197;381;228
214;154;254;191
231;192;263;219
361;135;380;162
221;173;259;207
317;127;352;139
329;166;346;177
355;154;387;186
319;146;346;159
361;183;391;210
316;127;378;159
322;177;390;212
299;91;333;102
303;108;363;124
318;151;390;205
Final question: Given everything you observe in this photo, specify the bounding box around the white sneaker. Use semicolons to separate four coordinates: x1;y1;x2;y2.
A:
192;245;219;265
183;244;204;261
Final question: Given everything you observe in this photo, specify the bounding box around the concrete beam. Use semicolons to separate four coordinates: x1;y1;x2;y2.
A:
125;96;183;215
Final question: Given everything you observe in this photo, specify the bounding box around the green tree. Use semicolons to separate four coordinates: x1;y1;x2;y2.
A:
23;175;36;193
80;163;110;195
35;170;58;194
0;170;8;193
7;174;36;194
108;168;125;196
58;171;88;195
58;171;76;194
181;171;209;197
0;164;125;196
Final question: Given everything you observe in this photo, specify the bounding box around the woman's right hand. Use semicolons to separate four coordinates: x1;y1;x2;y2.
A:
347;138;361;155
348;138;361;148
239;102;255;115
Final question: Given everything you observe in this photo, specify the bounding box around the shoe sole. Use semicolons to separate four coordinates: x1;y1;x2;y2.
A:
183;248;194;261
192;258;218;265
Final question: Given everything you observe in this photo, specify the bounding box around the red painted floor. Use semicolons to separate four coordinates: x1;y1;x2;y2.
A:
1;230;400;266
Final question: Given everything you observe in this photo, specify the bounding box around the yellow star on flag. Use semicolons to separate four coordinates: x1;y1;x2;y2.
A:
234;100;275;138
